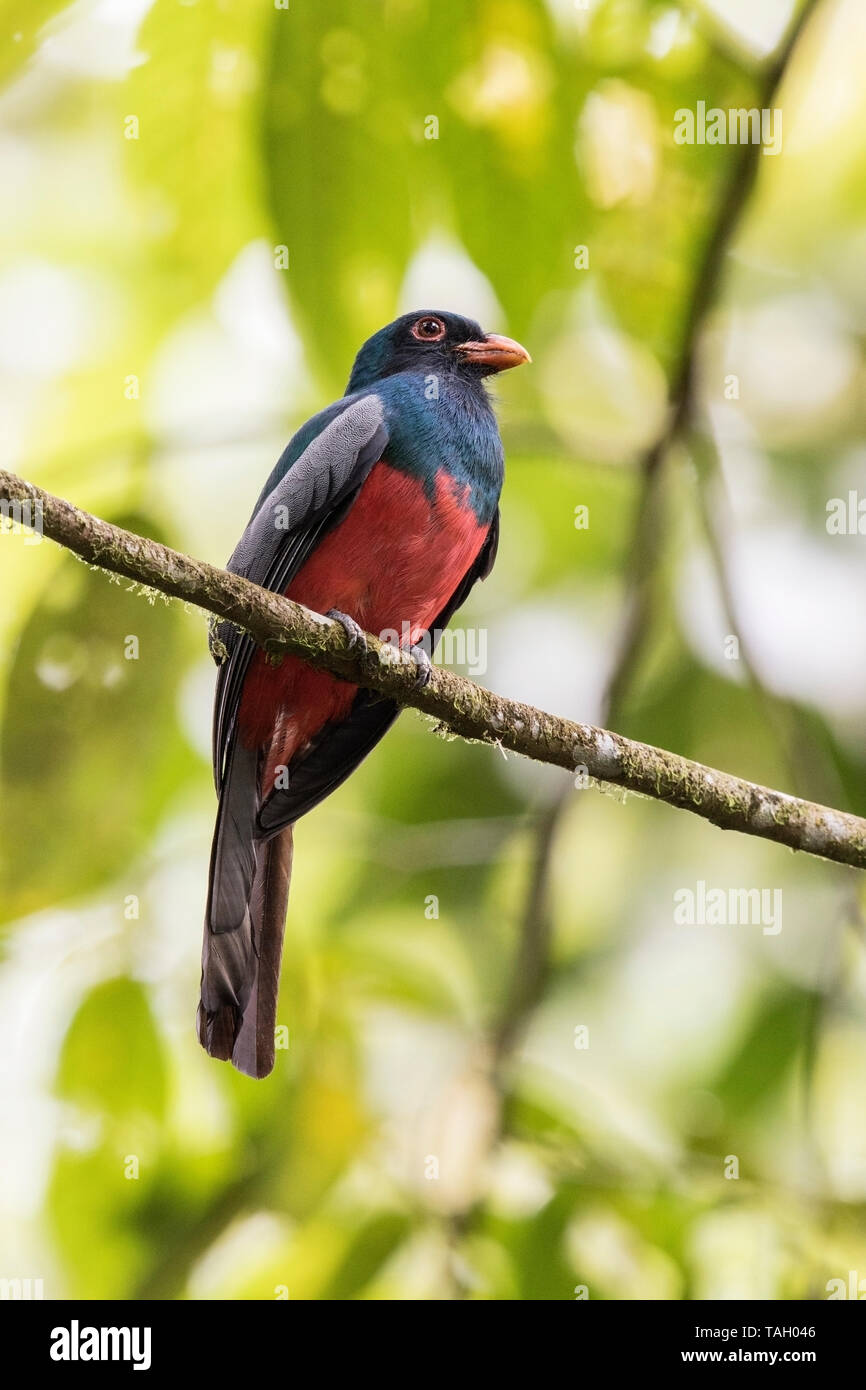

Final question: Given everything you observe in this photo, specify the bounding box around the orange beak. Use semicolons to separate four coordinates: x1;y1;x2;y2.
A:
454;333;531;372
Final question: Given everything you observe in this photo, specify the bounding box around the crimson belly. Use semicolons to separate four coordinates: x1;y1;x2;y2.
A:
238;460;487;783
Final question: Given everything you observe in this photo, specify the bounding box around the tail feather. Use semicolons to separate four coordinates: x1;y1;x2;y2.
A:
230;826;293;1078
199;739;293;1078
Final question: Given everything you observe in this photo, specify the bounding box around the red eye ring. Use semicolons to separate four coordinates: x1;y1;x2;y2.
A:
411;316;446;342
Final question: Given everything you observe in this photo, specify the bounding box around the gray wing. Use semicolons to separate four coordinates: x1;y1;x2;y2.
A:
257;510;500;832
211;392;389;791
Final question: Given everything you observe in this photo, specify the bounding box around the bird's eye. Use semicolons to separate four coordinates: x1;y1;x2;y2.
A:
411;316;446;342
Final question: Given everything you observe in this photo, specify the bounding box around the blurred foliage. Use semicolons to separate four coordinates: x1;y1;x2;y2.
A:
0;516;192;921
2;0;866;1301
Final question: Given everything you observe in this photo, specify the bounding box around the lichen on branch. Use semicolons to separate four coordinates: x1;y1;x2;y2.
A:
2;466;865;872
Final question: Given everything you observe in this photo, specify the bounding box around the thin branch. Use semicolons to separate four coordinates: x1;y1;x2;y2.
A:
491;0;827;1077
604;0;822;715
2;468;865;872
491;795;561;1065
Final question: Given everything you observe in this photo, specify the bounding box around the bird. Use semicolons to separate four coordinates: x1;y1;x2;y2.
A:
199;309;530;1077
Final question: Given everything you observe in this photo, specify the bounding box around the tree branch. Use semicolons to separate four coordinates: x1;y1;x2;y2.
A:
2;468;864;871
487;0;828;1071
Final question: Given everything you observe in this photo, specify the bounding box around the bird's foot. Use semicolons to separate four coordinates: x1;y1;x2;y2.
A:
327;609;368;653
408;642;433;689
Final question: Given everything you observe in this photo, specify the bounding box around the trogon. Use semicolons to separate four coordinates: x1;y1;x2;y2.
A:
199;310;530;1077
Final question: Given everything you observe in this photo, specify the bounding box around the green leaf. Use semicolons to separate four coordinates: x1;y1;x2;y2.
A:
0;1;71;86
320;1211;411;1300
57;976;167;1122
714;987;817;1120
0;513;194;921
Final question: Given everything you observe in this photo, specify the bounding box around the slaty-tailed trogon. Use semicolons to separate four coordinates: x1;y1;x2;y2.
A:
199;310;530;1077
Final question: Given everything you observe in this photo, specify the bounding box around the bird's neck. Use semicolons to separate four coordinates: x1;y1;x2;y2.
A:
379;372;504;524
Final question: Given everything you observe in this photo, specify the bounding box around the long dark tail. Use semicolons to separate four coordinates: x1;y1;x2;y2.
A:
198;741;293;1079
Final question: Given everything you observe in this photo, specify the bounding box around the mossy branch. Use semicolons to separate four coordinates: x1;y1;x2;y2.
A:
2;467;865;871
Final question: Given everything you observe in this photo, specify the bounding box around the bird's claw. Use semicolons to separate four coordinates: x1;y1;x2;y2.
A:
327;609;368;653
408;642;433;689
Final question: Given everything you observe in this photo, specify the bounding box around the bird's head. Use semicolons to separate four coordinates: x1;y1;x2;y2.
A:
347;310;531;393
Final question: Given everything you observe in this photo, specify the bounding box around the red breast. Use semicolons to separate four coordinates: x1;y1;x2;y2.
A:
238;460;488;784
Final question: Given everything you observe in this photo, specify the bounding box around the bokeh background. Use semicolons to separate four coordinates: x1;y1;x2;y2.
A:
2;0;866;1301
